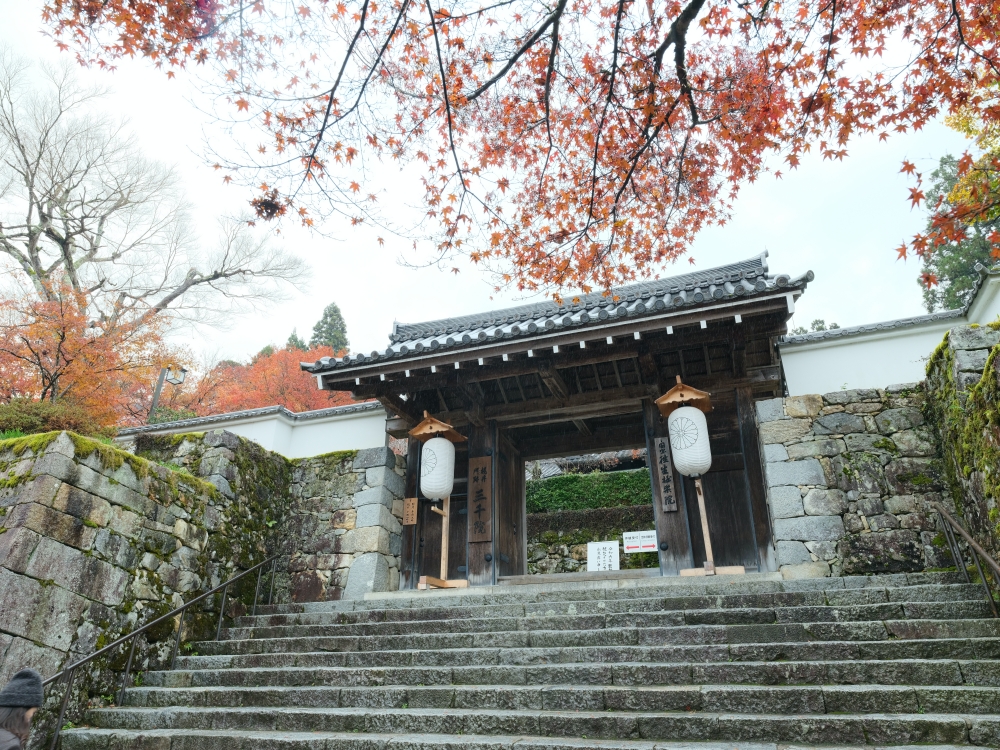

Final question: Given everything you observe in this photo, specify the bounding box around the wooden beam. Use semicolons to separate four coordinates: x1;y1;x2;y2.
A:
537;360;570;398
519;422;647;460
376;393;420;426
572;419;593;436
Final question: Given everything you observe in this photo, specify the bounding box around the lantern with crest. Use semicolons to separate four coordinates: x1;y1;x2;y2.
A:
656;376;745;577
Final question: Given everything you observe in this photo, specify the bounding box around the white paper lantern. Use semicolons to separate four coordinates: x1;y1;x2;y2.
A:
667;405;712;477
420;436;456;499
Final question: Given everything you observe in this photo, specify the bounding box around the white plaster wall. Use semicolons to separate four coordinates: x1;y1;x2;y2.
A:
780;321;953;396
123;407;389;459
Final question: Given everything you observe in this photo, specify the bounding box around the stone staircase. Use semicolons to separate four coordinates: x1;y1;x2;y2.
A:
62;571;1000;750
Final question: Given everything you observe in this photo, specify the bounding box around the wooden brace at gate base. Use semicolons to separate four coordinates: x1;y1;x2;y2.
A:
410;412;469;590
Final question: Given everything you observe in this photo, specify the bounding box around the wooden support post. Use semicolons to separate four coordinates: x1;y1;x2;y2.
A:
680;477;746;577
425;495;467;589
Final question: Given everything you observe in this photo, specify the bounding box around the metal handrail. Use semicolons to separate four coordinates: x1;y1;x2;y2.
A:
933;502;1000;618
42;554;280;749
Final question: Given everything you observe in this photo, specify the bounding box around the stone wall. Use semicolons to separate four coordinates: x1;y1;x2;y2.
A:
281;447;406;601
0;430;284;745
925;324;1000;557
527;505;657;573
757;386;948;578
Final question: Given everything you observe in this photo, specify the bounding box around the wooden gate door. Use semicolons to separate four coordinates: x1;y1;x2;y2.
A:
494;430;526;578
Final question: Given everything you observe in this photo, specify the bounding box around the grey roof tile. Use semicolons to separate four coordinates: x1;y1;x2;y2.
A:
304;252;813;375
781;309;964;344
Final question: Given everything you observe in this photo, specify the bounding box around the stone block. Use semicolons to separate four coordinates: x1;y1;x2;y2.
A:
844;402;883;414
892;428;937;458
0;527;41;574
812;412;867;435
884;495;917;514
92;528;138;570
170;545;201;571
844;514;865;533
949;325;1000;350
203;429;241;450
343;552;390;599
755;398;786;423
787;439;845;459
857;496;884;516
8;475;61;509
832;455;888;495
776;540;811;565
955;348;990;373
884;458;943;494
0;636;64;686
759;419;812;444
207;474;235;499
802;488;848;516
353;447;395;471
5;502;96;550
780;561;831;579
773;515;846;541
823;388;879;405
332;509;357;530
391;497;405;519
785;395;823;418
763;444;788;462
366;466;405;498
805;540;837;560
199;448;237;481
766;459;825;488
390;532;402;556
25;537;129;606
899;512;936;531
107;506;142;537
838;529;923;574
49;483;112;528
355;503;402;535
957;371;982;390
352;525;390;555
353;486;394;510
769;486;804;519
874;407;924;434
173;518;207;552
0;569;42;640
867;513;900;532
844;434;896;454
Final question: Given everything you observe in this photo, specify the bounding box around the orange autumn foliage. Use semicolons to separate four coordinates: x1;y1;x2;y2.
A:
0;286;172;426
167;346;358;416
40;0;1000;294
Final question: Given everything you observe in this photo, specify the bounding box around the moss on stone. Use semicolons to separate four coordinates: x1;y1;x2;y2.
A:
0;431;63;457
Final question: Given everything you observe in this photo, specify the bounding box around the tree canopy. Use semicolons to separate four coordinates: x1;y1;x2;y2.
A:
40;0;1000;295
916;155;997;312
310;302;350;352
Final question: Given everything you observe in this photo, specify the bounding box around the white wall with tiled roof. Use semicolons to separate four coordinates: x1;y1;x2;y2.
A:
779;268;1000;395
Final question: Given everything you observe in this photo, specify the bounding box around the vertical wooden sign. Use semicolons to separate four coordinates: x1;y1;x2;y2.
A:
402;497;418;526
653;436;678;512
468;456;493;543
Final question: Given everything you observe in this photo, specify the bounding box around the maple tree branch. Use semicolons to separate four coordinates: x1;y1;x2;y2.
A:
298;0;372;192
464;4;567;101
539;0;569;183
646;0;709;125
426;0;466;193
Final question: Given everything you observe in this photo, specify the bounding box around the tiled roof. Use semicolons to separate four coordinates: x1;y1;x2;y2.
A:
780;310;964;344
782;262;1000;346
304;252;813;376
117;401;382;436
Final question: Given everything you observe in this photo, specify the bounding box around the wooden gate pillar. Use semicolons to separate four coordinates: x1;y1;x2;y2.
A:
642;398;694;574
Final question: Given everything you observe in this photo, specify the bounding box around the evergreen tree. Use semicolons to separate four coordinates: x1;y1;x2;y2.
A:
918;155;998;312
286;328;308;351
310;302;349;352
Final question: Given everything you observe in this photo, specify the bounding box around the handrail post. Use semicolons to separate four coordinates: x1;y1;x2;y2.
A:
169;610;186;670
216;583;229;641
940;514;971;583
969;547;1000;618
252;566;264;617
48;667;75;750
117;637;139;705
267;557;277;605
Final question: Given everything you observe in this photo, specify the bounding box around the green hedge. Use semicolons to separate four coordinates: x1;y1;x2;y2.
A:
525;468;652;513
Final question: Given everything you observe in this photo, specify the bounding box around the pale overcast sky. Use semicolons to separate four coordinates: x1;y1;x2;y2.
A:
0;0;971;363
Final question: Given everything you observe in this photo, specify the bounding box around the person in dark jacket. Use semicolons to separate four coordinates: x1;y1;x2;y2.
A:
0;669;44;750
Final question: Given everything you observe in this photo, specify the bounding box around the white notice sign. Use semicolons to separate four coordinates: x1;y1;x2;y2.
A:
587;541;620;571
623;530;658;554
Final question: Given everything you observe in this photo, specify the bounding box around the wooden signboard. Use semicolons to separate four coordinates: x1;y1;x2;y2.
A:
468;456;493;543
402;497;418;526
653;436;678;512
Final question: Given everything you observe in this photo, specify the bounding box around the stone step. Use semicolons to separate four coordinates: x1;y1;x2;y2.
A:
59;728;998;750
193;618;1000;656
236;584;988;627
121;683;1000;715
225;601;995;641
142;658;1000;689
174;637;1000;671
252;573;971;616
83;706;1000;746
